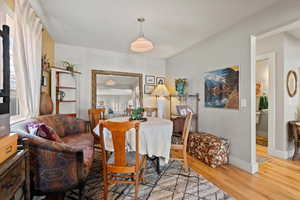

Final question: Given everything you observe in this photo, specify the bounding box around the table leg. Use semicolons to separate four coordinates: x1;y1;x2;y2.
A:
147;156;160;175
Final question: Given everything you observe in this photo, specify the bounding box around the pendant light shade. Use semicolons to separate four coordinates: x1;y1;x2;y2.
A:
130;18;154;53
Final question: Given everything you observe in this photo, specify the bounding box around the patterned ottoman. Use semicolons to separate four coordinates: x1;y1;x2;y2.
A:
188;132;230;168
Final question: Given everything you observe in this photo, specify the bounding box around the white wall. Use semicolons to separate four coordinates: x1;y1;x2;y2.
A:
166;0;300;173
55;43;166;120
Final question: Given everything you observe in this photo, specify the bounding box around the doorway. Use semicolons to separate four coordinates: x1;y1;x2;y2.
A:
255;53;276;164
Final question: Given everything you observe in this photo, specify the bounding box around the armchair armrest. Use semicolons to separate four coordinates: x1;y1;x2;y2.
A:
23;138;85;193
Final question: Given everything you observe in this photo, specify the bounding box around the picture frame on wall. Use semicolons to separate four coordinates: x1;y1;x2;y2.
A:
204;65;240;110
145;75;155;84
144;84;155;94
156;77;166;85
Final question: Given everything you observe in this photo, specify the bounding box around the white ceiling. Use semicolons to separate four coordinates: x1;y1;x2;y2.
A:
289;28;300;40
33;0;281;58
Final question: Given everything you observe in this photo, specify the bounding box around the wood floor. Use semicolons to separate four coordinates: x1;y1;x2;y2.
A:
182;145;300;200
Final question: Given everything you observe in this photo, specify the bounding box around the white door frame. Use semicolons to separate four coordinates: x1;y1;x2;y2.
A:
250;36;258;173
256;52;276;155
250;35;276;173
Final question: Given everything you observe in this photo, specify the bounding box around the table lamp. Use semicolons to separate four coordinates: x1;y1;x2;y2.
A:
151;84;169;118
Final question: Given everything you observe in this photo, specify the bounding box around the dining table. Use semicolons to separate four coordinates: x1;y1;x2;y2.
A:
93;117;173;173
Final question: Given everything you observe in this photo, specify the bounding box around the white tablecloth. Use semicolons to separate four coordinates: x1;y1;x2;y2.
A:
93;117;173;163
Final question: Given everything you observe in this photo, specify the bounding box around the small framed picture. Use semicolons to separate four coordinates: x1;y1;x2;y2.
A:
144;84;155;94
156;77;166;85
41;75;48;86
145;75;155;84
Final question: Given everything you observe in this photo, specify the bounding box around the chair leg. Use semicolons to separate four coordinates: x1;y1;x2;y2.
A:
141;158;147;184
135;174;140;200
45;193;65;200
293;138;298;160
183;151;188;172
103;171;108;200
78;182;85;200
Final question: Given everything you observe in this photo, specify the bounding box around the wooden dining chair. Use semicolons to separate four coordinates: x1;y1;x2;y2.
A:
170;112;193;171
99;120;146;200
143;107;158;117
88;108;105;146
88;108;106;129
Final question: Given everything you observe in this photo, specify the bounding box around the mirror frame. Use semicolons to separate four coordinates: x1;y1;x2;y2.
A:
91;70;143;109
287;70;297;97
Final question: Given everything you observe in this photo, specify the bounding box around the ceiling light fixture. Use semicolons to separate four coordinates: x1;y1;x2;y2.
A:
130;18;154;53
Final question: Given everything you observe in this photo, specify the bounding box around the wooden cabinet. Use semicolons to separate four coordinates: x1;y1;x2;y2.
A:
0;150;30;200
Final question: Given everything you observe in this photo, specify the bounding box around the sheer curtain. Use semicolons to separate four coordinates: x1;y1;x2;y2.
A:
13;0;42;118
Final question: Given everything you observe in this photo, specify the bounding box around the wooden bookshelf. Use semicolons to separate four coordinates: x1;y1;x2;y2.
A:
56;86;76;89
53;67;81;115
56;100;77;103
51;66;81;74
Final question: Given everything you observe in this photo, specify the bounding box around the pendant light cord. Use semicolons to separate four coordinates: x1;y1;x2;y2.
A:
138;18;145;37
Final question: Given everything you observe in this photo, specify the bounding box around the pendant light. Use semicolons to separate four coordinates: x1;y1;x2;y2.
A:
130;18;154;53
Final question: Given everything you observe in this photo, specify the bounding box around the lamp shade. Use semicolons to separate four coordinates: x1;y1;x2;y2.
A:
151;84;170;97
130;37;154;53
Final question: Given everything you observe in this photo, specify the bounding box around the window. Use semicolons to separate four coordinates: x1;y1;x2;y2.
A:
6;14;20;118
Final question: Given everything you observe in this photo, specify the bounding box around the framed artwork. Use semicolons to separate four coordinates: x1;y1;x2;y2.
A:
145;75;155;84
144;84;155;94
204;65;240;110
156;77;165;85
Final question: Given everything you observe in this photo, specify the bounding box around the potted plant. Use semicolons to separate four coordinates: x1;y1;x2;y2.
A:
130;108;145;121
62;60;76;75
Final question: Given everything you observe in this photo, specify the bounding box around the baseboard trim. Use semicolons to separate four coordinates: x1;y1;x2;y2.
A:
268;148;293;159
229;156;258;174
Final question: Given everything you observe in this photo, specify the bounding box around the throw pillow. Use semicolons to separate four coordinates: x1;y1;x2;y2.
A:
26;122;63;143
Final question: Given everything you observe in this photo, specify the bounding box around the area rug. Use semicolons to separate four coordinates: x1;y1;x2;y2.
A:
256;154;272;164
64;151;235;200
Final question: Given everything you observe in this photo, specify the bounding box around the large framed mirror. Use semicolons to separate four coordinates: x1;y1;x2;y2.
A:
287;70;297;97
91;70;143;118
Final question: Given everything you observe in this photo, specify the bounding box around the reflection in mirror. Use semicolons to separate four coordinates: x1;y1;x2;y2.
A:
92;70;143;119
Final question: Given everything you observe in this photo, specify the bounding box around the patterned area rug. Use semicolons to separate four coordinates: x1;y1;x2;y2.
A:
64;151;234;200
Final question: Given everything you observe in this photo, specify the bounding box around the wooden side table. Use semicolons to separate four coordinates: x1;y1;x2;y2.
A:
288;121;300;160
0;149;30;200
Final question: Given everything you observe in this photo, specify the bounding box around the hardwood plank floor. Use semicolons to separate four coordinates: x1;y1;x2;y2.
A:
176;145;300;200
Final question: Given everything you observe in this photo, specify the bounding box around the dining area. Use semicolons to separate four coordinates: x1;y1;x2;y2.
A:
88;106;193;199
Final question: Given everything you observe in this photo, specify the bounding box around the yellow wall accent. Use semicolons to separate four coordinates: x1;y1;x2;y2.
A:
42;29;55;94
5;0;15;11
42;29;55;66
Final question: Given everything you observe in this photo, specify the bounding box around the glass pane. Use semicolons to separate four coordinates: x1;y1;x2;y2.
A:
96;74;140;118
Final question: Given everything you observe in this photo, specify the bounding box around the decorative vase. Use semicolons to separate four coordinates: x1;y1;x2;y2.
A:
175;79;187;97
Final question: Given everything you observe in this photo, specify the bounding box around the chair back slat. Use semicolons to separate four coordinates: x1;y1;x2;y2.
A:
88;108;105;129
182;112;193;146
99;121;140;167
